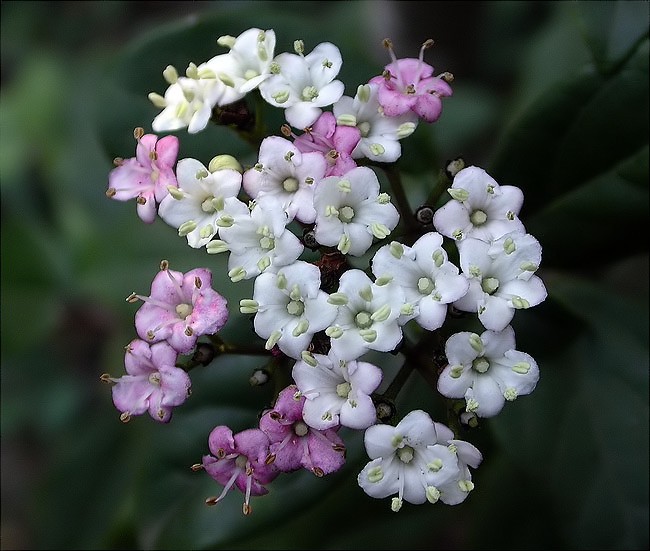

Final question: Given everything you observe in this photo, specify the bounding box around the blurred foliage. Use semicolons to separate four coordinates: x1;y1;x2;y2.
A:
1;1;648;550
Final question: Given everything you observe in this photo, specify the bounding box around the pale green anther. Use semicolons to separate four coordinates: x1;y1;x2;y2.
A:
371;304;391;322
503;237;516;254
470;209;488;226
272;90;290;104
216;215;234;228
358;121;371;137
167;185;184;200
485;183;495;194
367;466;384;483
506;210;515;221
270;61;281;74
337;179;352;193
148;92;167;108
466;397;479;412
163;65;179;84
349;399;358;408
389;241;404;259
336;381;351;398
212;196;225;211
304;177;314;185
201;198;216;213
286;300;304;317
254;162;264;172
239;299;259;314
185;62;199;79
428;459;444;472
391;498;403;512
450;365;464;378
448;187;470;201
339;205;355;223
417;277;435;295
218;73;235;88
426;486;441;504
301;351;318;367
376;275;393;286
469;333;484;353
397;445;415;464
321;411;333;422
209;154;243;173
244;69;259;80
358;285;373;302
355;311;372;328
293;40;304;54
197;67;216;79
396;122;416;139
504;388;518;401
284;151;294;162
369;143;385;156
199;224;214;239
259;236;274;250
323;58;334;68
357;83;371;103
371;223;391;239
175;101;188;119
327;292;349;306
325;205;339;217
206;239;228;254
458;480;475;492
228;266;247;282
511;296;530;309
217;34;236;48
469;265;481;278
282;177;299;192
301;85;319;101
478;305;486;314
359;329;377;343
337;234;351;255
377;192;390;204
481;277;500;295
337;114;357;127
325;326;343;339
448;443;458;454
265;330;282;350
400;303;415;316
512;361;531;374
390;435;403;448
178;220;197;237
257;256;271;272
257;224;271;236
292;319;310;337
289;284;302;301
432;249;445;267
520;261;537;272
276;272;287;289
432;292;442;302
195;169;209;180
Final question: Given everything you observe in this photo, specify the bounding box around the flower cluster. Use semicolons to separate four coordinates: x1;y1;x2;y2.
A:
103;27;546;515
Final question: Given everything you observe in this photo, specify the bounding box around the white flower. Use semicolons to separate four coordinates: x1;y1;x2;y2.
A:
292;349;382;430
242;136;327;223
454;232;548;331
259;41;345;129
357;410;482;510
207;195;304;282
371;232;469;330
437;326;540;417
325;269;405;361
432;166;525;242
158;158;248;248
242;260;338;358
333;83;418;163
206;28;276;105
313;166;399;257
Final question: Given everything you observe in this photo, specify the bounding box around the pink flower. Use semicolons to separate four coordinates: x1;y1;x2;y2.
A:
292;112;361;176
201;426;279;515
259;385;346;476
106;339;190;423
132;263;228;354
107;129;179;223
369;39;452;123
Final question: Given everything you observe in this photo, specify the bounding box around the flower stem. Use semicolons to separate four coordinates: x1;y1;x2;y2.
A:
381;164;418;233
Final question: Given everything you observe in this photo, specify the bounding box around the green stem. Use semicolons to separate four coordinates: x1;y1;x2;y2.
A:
425;168;452;208
381;164;418;233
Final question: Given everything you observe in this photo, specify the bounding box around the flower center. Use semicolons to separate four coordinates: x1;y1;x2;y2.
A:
286;299;304;316
201;195;224;213
175;303;193;319
244;69;259;80
148;372;162;386
301;86;319;101
470;209;488;226
336;381;351;398
481;277;499;295
397;445;415;463
235;455;248;469
294;421;309;437
282;177;299;192
259;236;275;250
339;205;355;223
358;121;371;137
417;277;435;295
472;357;490;373
355;311;373;329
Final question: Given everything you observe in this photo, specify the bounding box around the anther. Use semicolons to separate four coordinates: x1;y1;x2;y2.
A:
133;127;145;140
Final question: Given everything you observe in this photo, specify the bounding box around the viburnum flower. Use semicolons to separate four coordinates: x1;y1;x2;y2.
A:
312;166;400;257
207;195;304;282
437;326;540;417
432;166;525;242
325;269;405;361
371;232;469;330
258;385;346;476
158;157;249;248
131;262;229;354
200;426;279;515
369;39;453;123
291;111;361;176
103;339;190;423
106;130;179;223
242;136;327;223
357;410;482;510
292;349;382;430
454;231;548;331
206;28;276;104
259;40;345;129
240;260;338;358
333;83;418;163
